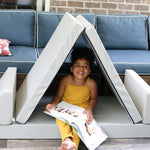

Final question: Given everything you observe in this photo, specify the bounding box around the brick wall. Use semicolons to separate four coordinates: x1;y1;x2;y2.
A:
50;0;150;15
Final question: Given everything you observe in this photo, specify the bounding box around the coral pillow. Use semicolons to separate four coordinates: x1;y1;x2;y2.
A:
0;39;12;56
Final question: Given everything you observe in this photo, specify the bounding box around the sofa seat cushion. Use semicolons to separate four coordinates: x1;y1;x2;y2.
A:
37;48;101;74
38;48;150;75
107;50;150;74
96;15;148;50
0;46;37;73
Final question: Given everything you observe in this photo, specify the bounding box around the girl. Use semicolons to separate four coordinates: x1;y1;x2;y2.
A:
46;47;97;150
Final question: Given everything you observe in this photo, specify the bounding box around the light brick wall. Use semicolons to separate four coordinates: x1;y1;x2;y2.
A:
49;0;150;15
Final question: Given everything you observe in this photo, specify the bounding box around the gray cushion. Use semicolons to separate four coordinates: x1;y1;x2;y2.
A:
96;15;148;50
76;15;142;123
1;96;150;139
124;69;150;124
0;67;17;124
16;13;84;123
0;10;35;47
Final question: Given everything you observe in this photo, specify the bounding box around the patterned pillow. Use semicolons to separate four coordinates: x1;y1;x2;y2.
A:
0;39;12;56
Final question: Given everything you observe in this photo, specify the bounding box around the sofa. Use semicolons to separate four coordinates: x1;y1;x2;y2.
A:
0;10;150;139
0;10;150;75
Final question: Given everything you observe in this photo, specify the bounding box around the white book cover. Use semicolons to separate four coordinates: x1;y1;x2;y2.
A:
44;101;107;150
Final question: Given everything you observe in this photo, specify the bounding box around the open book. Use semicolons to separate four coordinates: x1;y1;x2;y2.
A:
44;101;107;150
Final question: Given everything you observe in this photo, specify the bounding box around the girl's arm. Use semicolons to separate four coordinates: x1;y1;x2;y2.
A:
45;76;68;112
83;78;98;123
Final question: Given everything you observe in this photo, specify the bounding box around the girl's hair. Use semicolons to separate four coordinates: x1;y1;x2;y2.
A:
71;47;95;68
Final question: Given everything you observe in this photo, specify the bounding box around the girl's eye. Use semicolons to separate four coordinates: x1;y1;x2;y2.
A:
74;64;89;69
76;64;80;67
84;65;88;68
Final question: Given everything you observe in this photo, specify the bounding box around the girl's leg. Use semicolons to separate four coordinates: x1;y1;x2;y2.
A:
56;119;77;150
56;119;73;141
72;128;80;150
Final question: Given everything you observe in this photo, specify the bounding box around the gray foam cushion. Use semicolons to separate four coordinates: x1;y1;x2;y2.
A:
76;15;142;124
15;13;84;124
0;67;17;124
124;69;150;124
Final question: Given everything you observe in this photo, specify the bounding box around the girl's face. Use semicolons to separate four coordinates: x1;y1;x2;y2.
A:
70;58;91;81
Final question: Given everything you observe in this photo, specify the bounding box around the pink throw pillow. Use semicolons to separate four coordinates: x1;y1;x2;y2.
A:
0;39;12;56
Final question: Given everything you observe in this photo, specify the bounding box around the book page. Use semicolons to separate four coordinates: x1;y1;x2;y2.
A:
44;101;107;150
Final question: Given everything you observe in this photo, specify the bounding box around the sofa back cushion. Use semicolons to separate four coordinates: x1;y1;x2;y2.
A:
37;12;95;48
96;15;148;50
0;10;35;47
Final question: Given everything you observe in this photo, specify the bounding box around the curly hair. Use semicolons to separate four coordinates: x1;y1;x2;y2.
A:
71;47;95;68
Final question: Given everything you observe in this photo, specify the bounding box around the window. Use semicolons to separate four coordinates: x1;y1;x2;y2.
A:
0;0;36;10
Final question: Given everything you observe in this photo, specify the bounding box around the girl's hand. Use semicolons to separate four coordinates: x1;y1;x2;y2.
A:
83;109;93;124
45;104;55;112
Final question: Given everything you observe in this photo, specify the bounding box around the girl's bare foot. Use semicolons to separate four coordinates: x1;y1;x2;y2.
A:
58;138;76;150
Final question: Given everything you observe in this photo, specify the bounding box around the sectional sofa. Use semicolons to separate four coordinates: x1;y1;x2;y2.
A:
0;9;150;139
0;10;150;75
